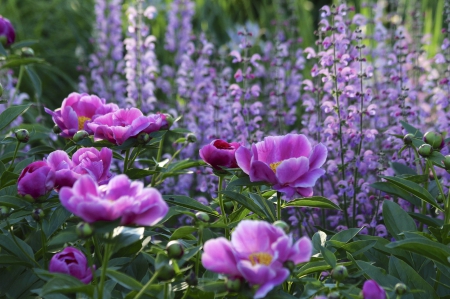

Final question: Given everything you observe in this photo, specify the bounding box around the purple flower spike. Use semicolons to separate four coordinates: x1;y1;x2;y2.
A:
49;247;93;284
202;220;312;298
235;134;327;199
0;16;15;46
362;280;386;299
59;174;168;226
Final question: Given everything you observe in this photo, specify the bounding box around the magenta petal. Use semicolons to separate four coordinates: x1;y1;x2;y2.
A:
296;187;313;197
249;160;277;184
276;157;309;185
293;168;326;188
254;267;290;299
237;260;274;285
287;237;313;264
277;134;312;160
273;185;297;198
202;238;240;277
62;106;79;132
231;220;272;255
309;143;328;169
46;150;73;171
235;146;252;174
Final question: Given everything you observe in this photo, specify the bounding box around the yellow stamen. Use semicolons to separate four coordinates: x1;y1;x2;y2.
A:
248;252;273;266
269;161;283;173
78;116;91;131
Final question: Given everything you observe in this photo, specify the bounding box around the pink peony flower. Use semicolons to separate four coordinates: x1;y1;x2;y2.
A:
49;247;93;284
44;92;118;138
87;108;166;145
59;174;168;226
46;150;79;190
71;147;113;185
199;140;241;170
0;16;15;46
235;134;327;198
202;220;312;298
17;161;55;199
362;280;386;299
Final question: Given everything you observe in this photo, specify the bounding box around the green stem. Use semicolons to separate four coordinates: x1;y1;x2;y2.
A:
277;191;282;221
85;239;97;286
217;176;229;239
124;149;131;173
7;141;21;171
98;233;113;299
8;65;25;108
181;287;190;299
39;222;48;270
92;235;103;261
419;161;430;232
195;228;203;276
151;135;166;187
134;269;161;299
164;283;168;299
428;160;447;223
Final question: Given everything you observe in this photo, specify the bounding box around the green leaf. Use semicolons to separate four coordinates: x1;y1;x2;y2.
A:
106;269;143;291
41;275;94;296
389;256;438;299
170;226;197;240
0;234;35;265
0;104;31;131
370;182;421;206
163;195;218;215
0;195;30;208
319;246;337;268
380;176;442;210
0;57;45;69
297;260;352;277
226;176;267;190
386;237;450;266
340;240;378;257
25;66;42;98
0;254;32;266
390;162;417;175
221;191;266;219
10;39;39;49
383;200;417;239
283;196;342;210
400;121;423;138
112;227;144;253
48;228;78;249
125;168;156;179
43;206;72;237
409;212;443;228
248;192;276;222
329;227;365;244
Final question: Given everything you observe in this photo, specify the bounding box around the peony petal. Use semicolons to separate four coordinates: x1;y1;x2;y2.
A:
276;157;309;185
287;237;313;264
202;238;240;277
235;146;252;174
292;168;326;188
254;267;290;299
249;160;277;185
296;187;313;197
309;143;328;169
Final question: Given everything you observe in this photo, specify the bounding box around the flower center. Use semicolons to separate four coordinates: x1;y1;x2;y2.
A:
248;252;273;266
269;161;283;173
78;116;91;131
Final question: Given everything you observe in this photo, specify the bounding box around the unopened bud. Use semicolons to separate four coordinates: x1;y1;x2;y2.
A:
226;277;242;292
73;130;89;142
403;133;414;145
331;265;348;282
53;125;62;134
15;129;30;143
186;133;197;143
161;113;174;130
32;208;44;222
423;131;444;150
0;206;10;218
76;222;94;238
273;220;290;234
418;144;433;157
21;47;34;57
195;211;210;223
395;283;407;295
166;240;184;259
185;270;198;286
444;155;450;170
137;132;150;144
157;263;176;281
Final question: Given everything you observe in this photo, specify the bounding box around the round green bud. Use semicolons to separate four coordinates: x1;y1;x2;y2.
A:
283;260;295;273
32;208;44;222
331;265;348;282
395;283;407;295
273;220;290;234
157;263;176;281
0;82;3;97
418;144;433;157
21;47;34;57
186;133;197;143
166;240;184;259
224;201;234;214
184;270;198;286
327;292;340;299
15;129;30;143
423;131;444;150
53;125;62;134
73;130;89;142
161;113;174;130
444;155;450;170
437;193;444;203
137;132;150;144
403;133;414;145
225;277;242;292
195;211;210;223
76;222;94;238
0;206;10;218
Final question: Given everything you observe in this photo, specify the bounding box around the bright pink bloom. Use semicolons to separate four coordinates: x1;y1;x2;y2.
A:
0;16;15;46
202;220;312;299
235;134;327;198
17;161;55;199
199;140;241;170
49;247;93;284
362;280;386;299
87;108;166;145
71;147;113;185
46;150;79;190
59;175;168;226
44;92;118;138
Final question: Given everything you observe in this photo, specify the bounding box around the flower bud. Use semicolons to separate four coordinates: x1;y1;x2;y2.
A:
0;16;15;47
195;211;210;223
225;277;242;292
273;220;290;234
423;131;444;150
283;260;295;273
331;265;348;282
437;193;444;203
0;82;3;97
444;155;450;170
76;222;94;238
32;208;45;222
224;201;234;214
161;113;174;130
418;144;433;157
157;263;176;281
403;133;414;145
0;206;10;218
15;129;30;143
185;270;198;286
53;125;62;134
327;292;340;299
395;283;407;295
21;47;34;57
186;133;197;143
73;130;89;142
136;132;150;144
166;240;184;259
